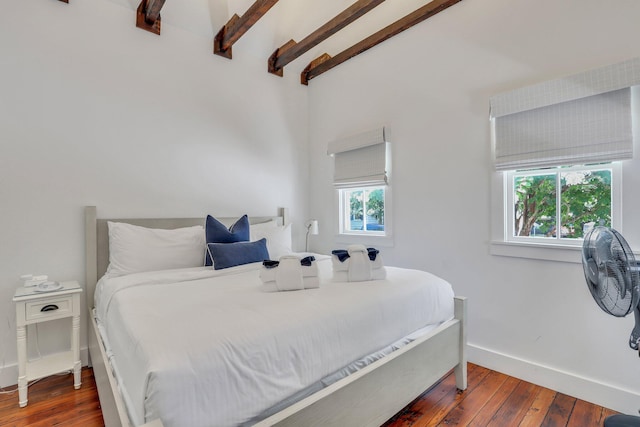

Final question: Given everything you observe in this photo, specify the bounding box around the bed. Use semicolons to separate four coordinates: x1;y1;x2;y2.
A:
84;206;467;427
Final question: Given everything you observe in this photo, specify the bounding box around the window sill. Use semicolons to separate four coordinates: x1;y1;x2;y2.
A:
490;240;582;263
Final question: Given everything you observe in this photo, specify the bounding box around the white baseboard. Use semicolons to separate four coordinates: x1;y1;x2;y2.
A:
0;346;89;390
469;343;640;416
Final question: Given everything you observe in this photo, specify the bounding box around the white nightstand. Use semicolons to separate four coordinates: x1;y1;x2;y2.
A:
13;281;82;407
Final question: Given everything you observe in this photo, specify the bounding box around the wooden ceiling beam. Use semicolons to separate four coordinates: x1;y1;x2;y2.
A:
136;0;166;35
268;0;385;77
301;0;463;85
214;0;280;59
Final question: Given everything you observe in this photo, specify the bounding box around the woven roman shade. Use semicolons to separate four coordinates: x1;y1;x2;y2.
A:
327;127;390;188
490;57;639;171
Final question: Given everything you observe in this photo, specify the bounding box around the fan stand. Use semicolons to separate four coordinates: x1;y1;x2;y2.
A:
604;311;640;427
582;227;640;426
607;309;640;426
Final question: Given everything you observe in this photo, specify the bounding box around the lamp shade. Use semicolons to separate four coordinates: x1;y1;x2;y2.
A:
307;220;319;235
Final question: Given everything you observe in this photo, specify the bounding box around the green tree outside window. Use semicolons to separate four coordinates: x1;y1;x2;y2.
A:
514;168;611;239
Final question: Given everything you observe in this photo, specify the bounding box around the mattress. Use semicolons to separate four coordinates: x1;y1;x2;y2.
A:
94;256;454;427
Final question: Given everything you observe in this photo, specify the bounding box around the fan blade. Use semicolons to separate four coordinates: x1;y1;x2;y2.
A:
610;260;628;298
585;258;599;284
582;227;640;318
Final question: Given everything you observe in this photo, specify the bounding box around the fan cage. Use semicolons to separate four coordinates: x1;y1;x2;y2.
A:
582;226;640;318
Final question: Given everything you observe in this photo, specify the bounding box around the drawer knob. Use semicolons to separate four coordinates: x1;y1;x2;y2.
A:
41;304;59;312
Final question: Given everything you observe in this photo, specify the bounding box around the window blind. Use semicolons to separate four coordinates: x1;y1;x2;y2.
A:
490;57;639;171
327;127;390;188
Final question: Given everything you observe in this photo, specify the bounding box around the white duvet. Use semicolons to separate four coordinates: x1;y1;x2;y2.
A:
95;256;454;427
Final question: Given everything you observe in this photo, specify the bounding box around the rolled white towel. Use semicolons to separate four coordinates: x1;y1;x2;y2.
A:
333;267;386;283
262;282;279;292
331;246;386;282
262;277;319;292
259;265;277;283
331;254;349;272
331;247;383;270
260;256;319;291
275;256;303;291
261;256;318;282
370;254;383;270
347;245;372;282
302;260;319;288
302;259;319;278
303;276;320;289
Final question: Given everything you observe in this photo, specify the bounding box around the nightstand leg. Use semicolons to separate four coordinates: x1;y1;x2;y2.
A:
72;314;81;389
16;325;28;407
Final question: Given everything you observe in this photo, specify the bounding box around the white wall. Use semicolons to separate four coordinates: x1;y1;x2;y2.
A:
0;0;308;386
307;0;640;414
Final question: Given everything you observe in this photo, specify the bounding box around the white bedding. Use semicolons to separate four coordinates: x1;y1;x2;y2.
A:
94;256;454;427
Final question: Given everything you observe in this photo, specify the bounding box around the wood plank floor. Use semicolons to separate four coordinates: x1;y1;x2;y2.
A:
383;363;618;427
0;368;102;427
0;363;619;426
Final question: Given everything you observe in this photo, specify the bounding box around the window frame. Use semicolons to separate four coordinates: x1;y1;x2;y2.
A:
338;186;386;236
491;162;622;262
335;185;393;247
505;163;620;247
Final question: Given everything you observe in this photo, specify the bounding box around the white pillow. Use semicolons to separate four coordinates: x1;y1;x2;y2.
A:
250;220;277;239
250;222;292;260
106;222;205;277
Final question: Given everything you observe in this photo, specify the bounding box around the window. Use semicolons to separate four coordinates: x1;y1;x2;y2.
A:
339;186;386;235
327;127;391;241
506;164;614;244
489;58;636;260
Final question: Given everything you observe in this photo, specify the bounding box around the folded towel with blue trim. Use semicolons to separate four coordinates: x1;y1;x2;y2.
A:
331;245;386;282
260;255;319;291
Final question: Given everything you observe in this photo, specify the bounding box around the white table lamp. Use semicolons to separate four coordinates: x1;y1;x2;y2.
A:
305;220;319;252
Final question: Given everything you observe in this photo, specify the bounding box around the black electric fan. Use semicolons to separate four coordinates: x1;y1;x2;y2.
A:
582;226;640;427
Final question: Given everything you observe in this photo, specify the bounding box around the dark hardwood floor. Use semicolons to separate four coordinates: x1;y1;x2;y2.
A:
383;363;618;426
0;368;102;427
0;363;619;426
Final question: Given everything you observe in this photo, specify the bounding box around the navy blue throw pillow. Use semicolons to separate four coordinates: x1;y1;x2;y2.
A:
207;239;269;270
205;215;250;266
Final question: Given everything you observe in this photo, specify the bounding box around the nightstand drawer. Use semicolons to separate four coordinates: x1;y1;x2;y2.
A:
25;296;73;322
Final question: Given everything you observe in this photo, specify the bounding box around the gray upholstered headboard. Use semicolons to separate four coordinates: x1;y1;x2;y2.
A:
84;206;288;311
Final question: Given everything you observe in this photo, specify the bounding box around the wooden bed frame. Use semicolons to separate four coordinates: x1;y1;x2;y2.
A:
84;206;467;427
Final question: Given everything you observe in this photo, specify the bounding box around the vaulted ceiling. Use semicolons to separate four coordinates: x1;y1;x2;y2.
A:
91;0;463;84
